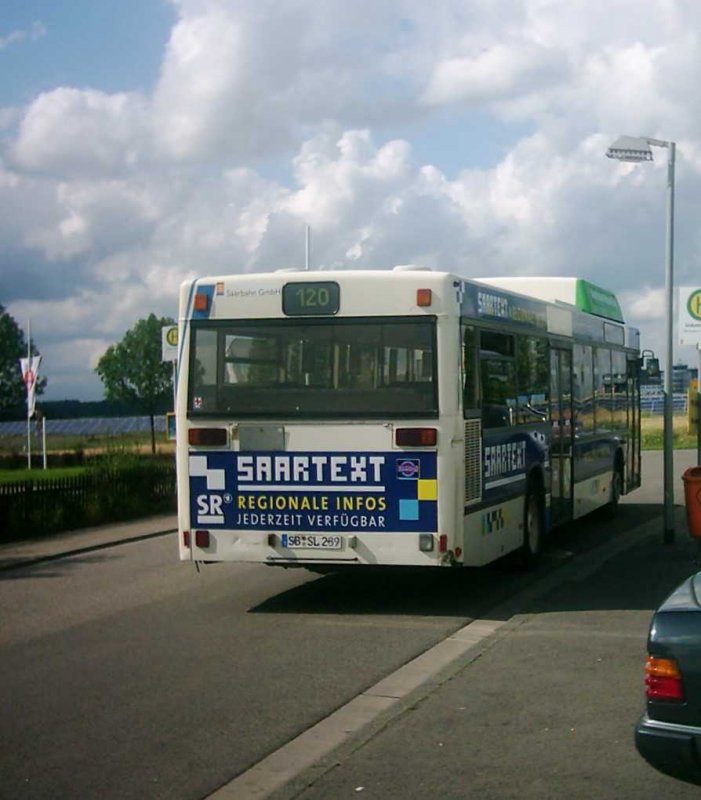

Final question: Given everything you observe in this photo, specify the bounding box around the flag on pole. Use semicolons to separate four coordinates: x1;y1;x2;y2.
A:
19;355;41;418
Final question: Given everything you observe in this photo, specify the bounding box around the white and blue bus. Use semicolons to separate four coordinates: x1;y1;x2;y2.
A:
176;267;641;570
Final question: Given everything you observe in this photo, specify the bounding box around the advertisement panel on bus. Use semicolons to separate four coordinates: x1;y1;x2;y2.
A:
189;450;438;534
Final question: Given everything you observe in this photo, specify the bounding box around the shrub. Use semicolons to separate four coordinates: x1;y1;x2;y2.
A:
0;456;176;542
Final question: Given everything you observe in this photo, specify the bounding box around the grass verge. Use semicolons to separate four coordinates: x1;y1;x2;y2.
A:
0;467;87;483
641;415;699;450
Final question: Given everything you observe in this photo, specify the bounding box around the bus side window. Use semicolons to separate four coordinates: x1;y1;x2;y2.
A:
573;344;594;433
611;350;627;431
189;328;218;411
192;329;217;388
480;332;516;428
516;336;549;422
462;324;478;413
594;347;612;431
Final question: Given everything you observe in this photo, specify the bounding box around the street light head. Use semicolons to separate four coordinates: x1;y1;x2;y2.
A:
606;135;654;163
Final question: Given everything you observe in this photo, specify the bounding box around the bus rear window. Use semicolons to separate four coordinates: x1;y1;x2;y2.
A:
188;316;438;419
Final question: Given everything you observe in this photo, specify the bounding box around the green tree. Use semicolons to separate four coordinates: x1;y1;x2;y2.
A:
0;305;46;410
96;313;175;453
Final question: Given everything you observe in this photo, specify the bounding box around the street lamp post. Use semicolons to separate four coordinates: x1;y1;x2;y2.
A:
606;135;676;544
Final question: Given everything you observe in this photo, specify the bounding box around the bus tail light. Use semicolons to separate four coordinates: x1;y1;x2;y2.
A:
645;656;684;701
194;292;210;311
438;535;448;553
417;288;432;307
183;530;191;548
396;427;437;447
189;427;228;446
195;530;210;548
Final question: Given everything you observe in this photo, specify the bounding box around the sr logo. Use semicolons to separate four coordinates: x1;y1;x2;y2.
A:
196;494;227;524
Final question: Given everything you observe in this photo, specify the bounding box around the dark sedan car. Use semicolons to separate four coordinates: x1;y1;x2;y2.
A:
635;571;701;785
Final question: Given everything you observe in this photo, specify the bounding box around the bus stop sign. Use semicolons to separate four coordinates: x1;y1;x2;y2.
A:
679;287;701;345
162;325;178;362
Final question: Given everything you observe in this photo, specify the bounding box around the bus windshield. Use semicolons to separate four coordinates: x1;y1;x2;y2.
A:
188;315;437;419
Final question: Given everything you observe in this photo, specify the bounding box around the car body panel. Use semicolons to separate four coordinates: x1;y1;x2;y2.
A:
635;572;701;785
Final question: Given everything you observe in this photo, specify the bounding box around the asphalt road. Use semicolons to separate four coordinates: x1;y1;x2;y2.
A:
0;450;696;799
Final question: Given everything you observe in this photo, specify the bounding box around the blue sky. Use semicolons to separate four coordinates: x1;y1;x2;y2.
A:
1;1;173;104
2;0;701;401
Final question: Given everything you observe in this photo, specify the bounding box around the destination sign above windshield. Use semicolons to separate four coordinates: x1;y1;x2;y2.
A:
282;281;340;316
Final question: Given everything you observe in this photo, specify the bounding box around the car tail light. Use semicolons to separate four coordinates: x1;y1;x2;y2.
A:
645;656;684;701
395;427;437;447
189;427;227;446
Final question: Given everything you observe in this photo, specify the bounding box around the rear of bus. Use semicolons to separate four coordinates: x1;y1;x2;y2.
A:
176;268;462;570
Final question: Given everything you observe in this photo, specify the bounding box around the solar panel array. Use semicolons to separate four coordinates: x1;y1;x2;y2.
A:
0;416;168;437
0;396;690;437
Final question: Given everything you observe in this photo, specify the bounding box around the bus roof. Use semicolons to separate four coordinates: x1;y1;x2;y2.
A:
473;277;624;323
181;269;628;332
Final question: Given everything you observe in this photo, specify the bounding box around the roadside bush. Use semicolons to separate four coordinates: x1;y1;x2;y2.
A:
0;455;176;542
87;454;175;523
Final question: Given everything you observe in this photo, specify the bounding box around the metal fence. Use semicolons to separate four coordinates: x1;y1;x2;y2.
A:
640;393;688;415
0;462;176;542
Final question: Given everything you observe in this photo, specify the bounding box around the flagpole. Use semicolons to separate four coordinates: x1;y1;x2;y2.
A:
27;319;31;470
42;414;47;470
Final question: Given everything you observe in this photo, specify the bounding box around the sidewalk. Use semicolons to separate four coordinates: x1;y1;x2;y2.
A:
214;504;701;800
0;513;177;571
281;507;701;799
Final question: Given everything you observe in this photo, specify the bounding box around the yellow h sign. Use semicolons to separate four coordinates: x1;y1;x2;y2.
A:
688;291;701;320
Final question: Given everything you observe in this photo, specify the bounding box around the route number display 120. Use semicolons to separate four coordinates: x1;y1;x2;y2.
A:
283;282;340;316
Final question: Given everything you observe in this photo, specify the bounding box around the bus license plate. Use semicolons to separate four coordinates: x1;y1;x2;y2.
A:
281;534;343;550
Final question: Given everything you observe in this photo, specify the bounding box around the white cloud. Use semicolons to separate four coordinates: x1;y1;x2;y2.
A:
10;88;150;176
422;44;564;106
621;286;666;321
152;5;247;160
7;0;701;399
0;21;46;52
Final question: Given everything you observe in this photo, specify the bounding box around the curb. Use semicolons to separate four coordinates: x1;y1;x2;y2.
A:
0;527;177;573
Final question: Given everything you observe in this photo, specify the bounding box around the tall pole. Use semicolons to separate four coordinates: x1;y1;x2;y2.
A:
42;415;47;470
663;142;676;544
606;135;678;545
26;319;31;470
305;225;311;270
697;346;701;466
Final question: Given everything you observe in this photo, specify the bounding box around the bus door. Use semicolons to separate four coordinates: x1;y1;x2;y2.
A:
550;347;573;525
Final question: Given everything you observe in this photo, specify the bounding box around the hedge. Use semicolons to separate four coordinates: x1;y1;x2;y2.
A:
0;458;176;542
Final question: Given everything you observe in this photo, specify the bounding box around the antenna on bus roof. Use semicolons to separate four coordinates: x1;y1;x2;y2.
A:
305;226;311;270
